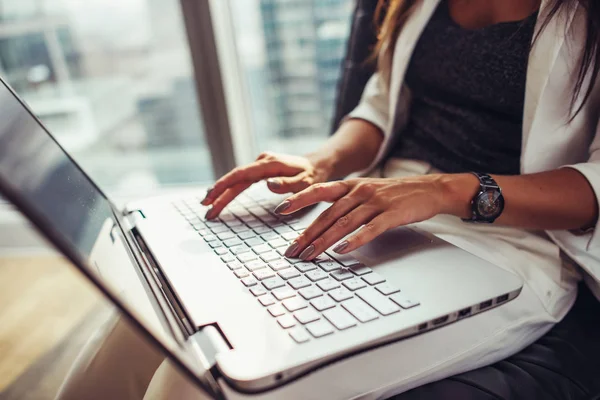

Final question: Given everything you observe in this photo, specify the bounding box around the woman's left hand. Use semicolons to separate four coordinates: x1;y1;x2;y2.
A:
278;175;469;260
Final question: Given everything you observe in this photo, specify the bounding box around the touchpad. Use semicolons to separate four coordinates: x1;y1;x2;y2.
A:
355;227;434;262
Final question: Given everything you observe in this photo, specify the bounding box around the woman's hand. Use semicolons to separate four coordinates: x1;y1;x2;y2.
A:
279;175;465;260
202;151;334;219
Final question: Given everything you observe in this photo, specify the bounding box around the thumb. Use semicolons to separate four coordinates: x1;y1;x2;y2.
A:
266;174;312;194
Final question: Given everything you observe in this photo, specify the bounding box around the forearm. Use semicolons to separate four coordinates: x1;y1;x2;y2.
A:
442;168;599;230
305;119;383;180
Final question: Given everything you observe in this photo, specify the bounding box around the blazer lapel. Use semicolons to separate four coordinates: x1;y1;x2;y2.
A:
522;0;577;147
388;0;441;129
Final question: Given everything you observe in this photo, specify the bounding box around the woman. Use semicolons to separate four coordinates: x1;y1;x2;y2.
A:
58;0;600;399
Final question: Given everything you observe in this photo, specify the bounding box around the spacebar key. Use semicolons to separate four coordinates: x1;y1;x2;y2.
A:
341;298;379;323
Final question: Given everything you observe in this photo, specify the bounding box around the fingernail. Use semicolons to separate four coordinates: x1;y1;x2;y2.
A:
273;200;291;215
299;244;315;260
284;241;299;258
332;241;349;254
201;187;213;204
267;178;281;189
204;206;215;220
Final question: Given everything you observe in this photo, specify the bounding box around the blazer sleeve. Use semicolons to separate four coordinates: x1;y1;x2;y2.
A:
563;137;600;251
344;71;391;134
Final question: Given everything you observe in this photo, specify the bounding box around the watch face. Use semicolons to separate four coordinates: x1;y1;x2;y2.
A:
476;190;503;219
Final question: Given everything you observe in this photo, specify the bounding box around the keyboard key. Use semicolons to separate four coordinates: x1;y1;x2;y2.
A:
254;269;276;281
294;308;321;324
289;327;310;343
227;261;243;270
238;251;259;262
272;287;296;301
209;241;223;248
230;245;251;255
217;231;236;240
204;234;217;242
363;272;385;286
219;214;236;222
214;247;228;255
210;225;231;234
314;254;333;263
286;257;303;264
375;283;400;295
258;294;276;306
295;262;317;273
252;244;272;254
323;307;357;330
225;219;243;227
261;232;280;241
317;278;341;292
343;278;367;291
261;251;280;262
342;298;379;323
241;277;257;287
221;254;236;263
348;263;372;276
283;297;308;312
247;220;264;229
299;286;323;300
319;261;342;272
196;228;210;236
223;238;243;247
290;222;310;231
238;231;256;240
263;277;286;290
331;269;354;281
329;287;353;302
276;247;288;256
232;225;250;233
288;276;311;290
268;238;288;248
245;260;267;271
310;296;336;311
274;225;293;234
234;269;250;278
306;320;334;338
278;314;297;329
306;269;328;282
270;259;291;271
390;293;421;309
356;288;400;316
268;304;286;317
282;232;299;241
254;226;271;235
278;268;300;280
250;286;267;296
244;237;264;247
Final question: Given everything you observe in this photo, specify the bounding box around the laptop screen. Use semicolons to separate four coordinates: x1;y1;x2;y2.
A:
0;79;211;391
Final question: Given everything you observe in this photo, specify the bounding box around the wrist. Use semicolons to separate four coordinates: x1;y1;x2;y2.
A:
439;173;481;218
305;150;339;182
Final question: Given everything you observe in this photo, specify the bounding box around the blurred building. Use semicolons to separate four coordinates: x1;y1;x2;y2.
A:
259;0;351;138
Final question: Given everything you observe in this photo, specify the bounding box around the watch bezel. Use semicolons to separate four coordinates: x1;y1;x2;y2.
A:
473;189;505;222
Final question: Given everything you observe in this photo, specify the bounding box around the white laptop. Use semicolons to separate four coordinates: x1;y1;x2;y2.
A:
0;77;522;398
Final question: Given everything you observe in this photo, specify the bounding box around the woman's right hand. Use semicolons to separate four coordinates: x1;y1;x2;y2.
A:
201;151;333;219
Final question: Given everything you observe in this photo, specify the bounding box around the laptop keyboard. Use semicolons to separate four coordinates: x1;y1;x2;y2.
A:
173;192;421;344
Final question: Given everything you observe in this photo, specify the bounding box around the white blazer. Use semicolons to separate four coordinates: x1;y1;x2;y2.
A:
347;0;600;299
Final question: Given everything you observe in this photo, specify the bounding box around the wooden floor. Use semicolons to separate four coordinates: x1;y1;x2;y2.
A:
0;254;107;398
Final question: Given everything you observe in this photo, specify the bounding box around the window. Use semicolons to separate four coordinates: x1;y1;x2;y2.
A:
0;0;213;194
228;0;353;157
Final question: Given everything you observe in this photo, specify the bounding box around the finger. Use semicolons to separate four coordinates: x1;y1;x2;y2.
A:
283;193;361;258
202;160;299;205
273;181;350;216
333;213;392;254
298;206;381;261
205;182;251;220
266;173;312;194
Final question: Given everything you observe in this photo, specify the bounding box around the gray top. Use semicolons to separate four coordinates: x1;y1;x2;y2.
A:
391;1;538;175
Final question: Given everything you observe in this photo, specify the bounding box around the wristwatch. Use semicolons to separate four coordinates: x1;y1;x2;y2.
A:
462;172;505;223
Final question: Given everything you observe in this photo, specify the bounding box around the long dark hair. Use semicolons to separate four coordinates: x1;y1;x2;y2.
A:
373;0;600;119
